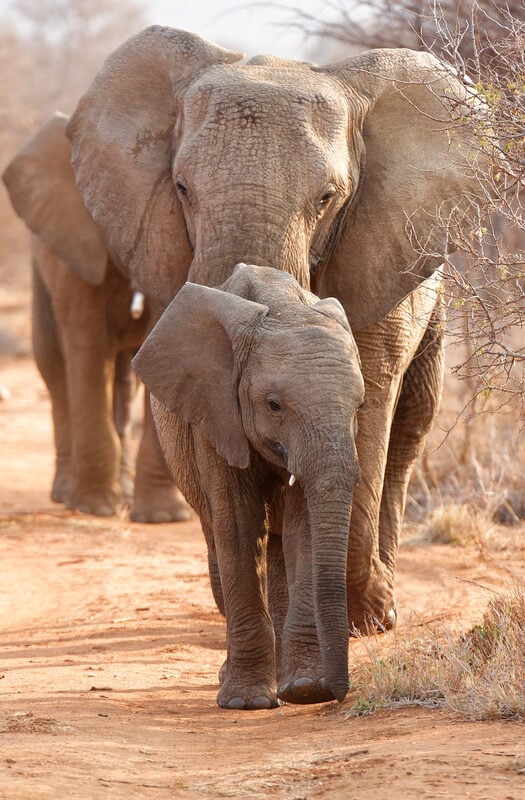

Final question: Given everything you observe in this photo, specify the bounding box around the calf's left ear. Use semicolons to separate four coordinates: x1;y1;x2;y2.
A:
312;297;351;332
132;282;268;469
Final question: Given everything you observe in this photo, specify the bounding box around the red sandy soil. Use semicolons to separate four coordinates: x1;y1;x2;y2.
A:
1;354;524;799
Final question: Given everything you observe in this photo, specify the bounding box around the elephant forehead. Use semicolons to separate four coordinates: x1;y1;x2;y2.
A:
183;65;349;137
255;321;359;374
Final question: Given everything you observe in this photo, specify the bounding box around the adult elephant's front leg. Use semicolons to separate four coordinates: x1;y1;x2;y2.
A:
348;314;413;630
346;397;398;630
113;349;138;506
59;286;122;516
131;390;192;523
212;475;278;710
348;288;440;630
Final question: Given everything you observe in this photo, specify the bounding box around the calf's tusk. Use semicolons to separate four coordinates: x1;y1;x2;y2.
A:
288;474;296;487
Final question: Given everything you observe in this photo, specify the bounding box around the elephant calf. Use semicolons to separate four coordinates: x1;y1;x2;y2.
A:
2;113;189;521
134;263;365;709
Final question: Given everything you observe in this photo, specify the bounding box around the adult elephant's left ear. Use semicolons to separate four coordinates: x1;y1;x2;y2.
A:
2;113;107;285
318;49;486;329
133;282;268;469
66;26;244;301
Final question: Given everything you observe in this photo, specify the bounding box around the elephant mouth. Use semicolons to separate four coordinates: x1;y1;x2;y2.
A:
262;440;298;487
266;440;287;460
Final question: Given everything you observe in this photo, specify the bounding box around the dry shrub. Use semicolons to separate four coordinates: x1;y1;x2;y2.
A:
408;339;525;527
346;586;525;721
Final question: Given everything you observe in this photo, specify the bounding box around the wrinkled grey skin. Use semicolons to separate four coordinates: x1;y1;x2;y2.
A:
66;28;481;647
134;264;365;708
2;114;190;520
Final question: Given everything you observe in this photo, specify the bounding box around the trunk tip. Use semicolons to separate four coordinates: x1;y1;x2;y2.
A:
333;685;349;703
325;679;349;703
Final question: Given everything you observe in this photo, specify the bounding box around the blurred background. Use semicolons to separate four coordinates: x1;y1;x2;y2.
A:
1;0;523;538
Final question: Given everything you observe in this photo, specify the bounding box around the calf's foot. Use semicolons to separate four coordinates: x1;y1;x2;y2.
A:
217;678;279;710
217;659;278;710
278;671;339;705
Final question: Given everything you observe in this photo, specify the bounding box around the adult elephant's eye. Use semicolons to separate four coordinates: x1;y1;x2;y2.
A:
319;191;334;206
267;397;282;413
316;186;337;214
175;173;189;197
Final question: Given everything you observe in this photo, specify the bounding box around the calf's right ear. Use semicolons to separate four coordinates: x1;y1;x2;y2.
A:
132;282;268;469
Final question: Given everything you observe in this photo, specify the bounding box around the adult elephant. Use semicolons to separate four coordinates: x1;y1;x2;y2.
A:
66;28;482;628
2;113;189;521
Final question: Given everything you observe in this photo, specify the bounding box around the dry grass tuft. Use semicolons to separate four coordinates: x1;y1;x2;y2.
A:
421;502;491;546
346;586;525;722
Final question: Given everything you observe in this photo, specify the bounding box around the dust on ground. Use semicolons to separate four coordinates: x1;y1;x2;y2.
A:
1;355;524;800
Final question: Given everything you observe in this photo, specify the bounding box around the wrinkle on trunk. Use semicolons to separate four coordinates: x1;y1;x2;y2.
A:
187;206;311;289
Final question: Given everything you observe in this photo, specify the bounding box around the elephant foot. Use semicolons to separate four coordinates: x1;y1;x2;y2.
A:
120;473;134;507
348;594;397;636
217;659;278;710
348;606;397;635
350;607;397;637
67;488;122;517
277;675;338;705
382;607;397;630
51;470;72;505
130;485;192;524
347;560;396;635
217;680;279;710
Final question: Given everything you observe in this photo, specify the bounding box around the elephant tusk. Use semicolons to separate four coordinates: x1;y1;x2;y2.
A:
130;291;145;320
288;474;296;487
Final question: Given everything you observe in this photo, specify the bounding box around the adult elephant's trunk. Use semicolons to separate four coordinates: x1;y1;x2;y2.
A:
304;469;355;702
188;203;312;291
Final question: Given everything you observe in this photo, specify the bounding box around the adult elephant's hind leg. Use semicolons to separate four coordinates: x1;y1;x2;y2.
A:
378;301;445;621
267;532;287;683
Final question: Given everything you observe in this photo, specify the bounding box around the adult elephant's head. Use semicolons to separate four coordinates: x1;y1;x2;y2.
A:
67;26;481;327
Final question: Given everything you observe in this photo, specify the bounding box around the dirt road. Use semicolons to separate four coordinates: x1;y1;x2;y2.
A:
1;355;524;799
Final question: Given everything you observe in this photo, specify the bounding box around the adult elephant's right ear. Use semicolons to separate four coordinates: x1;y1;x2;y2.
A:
66;26;244;302
2;113;107;285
